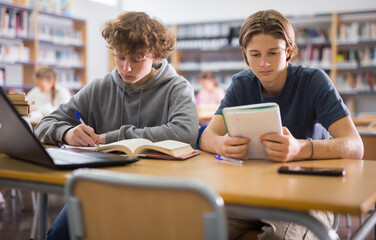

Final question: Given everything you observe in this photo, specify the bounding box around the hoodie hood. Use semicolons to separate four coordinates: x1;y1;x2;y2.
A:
108;58;192;130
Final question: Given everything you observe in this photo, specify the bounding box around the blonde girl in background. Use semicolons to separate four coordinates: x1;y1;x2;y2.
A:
26;66;71;118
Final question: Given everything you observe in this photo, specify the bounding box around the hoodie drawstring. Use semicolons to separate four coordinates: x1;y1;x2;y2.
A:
121;82;125;130
137;88;143;126
121;82;143;130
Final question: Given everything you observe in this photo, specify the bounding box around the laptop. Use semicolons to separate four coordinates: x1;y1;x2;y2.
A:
0;89;139;170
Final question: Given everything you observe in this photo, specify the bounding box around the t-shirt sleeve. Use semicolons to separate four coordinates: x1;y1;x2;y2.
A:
309;69;350;129
215;82;238;115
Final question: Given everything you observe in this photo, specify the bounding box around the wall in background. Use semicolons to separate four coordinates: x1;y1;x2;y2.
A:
71;0;121;82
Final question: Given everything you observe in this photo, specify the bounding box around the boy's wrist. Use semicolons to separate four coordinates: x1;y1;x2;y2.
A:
307;138;314;159
98;133;107;144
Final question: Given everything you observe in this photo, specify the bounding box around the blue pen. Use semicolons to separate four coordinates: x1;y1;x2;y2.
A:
74;111;99;147
214;154;243;165
74;111;85;125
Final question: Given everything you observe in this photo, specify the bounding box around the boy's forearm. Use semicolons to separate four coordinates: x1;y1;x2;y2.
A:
311;137;363;160
199;130;222;154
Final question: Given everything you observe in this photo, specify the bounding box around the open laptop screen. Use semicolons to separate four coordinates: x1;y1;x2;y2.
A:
0;90;56;168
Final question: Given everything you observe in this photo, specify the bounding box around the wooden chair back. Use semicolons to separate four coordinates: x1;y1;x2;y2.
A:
65;169;227;240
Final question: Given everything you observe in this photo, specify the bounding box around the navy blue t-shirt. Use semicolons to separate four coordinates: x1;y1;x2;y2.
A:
216;63;350;140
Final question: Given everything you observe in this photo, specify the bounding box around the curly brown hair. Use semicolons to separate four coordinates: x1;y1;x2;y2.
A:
239;9;298;65
101;11;176;60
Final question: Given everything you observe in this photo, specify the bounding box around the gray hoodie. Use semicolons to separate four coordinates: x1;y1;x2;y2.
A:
34;59;199;147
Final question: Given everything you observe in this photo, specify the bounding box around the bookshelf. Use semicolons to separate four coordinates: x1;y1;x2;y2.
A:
170;20;245;92
0;1;86;93
288;14;333;76
170;10;376;114
334;11;376;114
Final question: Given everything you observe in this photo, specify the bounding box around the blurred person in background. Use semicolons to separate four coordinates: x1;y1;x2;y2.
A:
196;71;225;125
26;66;71;119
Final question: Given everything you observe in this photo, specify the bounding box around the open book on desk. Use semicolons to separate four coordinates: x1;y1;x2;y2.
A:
222;102;282;160
65;138;200;160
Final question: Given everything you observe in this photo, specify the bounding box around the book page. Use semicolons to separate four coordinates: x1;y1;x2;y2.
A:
63;145;98;150
96;138;153;156
149;140;188;150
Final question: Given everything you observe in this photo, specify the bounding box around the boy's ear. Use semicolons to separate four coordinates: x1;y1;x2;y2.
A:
241;48;249;66
286;48;292;61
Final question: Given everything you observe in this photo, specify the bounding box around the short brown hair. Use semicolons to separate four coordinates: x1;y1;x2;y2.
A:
199;71;214;80
101;11;176;60
239;9;298;65
34;66;56;81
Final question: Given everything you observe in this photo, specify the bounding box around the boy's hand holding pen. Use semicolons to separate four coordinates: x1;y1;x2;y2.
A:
74;111;100;147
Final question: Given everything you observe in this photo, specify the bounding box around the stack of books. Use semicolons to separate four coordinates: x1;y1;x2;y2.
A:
6;93;34;116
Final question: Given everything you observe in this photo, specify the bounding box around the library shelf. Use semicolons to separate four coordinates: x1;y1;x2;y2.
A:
0;2;87;93
170;10;376;114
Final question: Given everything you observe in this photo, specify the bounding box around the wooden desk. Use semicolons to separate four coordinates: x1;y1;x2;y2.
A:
1;152;376;239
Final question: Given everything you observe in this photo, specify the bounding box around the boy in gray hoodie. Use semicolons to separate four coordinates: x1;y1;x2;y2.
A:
35;11;198;148
41;11;198;240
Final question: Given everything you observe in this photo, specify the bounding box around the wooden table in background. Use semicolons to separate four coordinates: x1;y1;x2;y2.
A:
352;115;376;126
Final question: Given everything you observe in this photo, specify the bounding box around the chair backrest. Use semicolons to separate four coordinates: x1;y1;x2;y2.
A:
65;169;227;240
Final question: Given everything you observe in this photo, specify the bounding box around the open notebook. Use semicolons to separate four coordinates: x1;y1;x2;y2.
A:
0;90;138;170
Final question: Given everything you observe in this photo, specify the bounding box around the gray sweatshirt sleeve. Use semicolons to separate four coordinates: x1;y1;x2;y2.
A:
33;85;93;145
33;105;76;145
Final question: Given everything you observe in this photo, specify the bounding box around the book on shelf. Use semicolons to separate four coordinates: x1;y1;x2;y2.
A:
0;67;5;86
13;104;29;115
9;99;34;105
222;102;282;160
6;93;33;116
67;138;201;160
11;0;28;7
6;92;25;101
364;71;375;91
0;6;33;38
338;21;376;43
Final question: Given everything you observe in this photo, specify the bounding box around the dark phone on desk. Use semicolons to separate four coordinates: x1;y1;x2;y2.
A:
277;166;345;176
